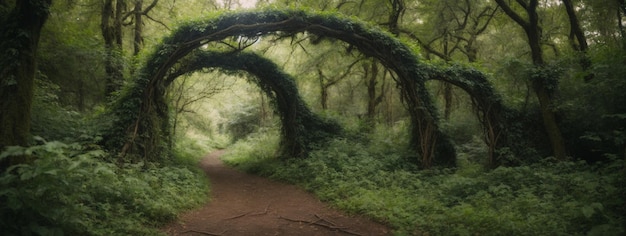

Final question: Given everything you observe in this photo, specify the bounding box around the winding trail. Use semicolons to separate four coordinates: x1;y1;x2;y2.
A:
162;150;391;236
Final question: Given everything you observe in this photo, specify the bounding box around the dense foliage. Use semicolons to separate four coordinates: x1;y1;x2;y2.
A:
1;82;210;235
0;141;209;235
223;129;625;235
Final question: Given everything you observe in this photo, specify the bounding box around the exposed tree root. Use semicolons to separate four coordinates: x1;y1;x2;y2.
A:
224;203;271;220
279;215;363;236
181;229;227;235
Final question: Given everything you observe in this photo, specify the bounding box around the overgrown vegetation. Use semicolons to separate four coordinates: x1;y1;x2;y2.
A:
0;84;211;235
2;0;625;235
223;127;625;235
0;140;209;235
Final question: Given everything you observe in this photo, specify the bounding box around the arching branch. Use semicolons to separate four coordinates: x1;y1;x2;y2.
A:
107;9;458;168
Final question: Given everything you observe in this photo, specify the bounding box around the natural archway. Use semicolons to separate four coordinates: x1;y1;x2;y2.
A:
167;50;342;158
422;63;528;167
104;9;511;168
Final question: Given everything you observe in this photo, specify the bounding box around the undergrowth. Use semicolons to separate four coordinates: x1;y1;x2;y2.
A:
0;140;209;235
222;126;625;235
222;127;281;176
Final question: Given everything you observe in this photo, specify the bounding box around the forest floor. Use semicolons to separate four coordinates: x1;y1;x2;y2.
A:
161;150;391;236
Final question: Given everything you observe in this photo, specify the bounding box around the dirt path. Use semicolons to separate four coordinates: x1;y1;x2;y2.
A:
162;150;391;236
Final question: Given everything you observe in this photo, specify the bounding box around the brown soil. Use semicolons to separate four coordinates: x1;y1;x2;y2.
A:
162;150;391;236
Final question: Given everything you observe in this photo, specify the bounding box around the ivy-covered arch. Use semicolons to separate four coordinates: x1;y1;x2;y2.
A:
106;9;459;167
169;50;341;157
422;63;528;167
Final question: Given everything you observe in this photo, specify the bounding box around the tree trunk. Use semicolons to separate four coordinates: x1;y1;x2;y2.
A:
562;0;593;81
533;82;567;160
317;69;329;110
260;91;268;126
496;0;568;161
366;61;384;124
562;0;588;52
526;2;568;161
387;0;405;36
133;0;144;56
320;87;329;110
0;0;52;171
101;0;125;97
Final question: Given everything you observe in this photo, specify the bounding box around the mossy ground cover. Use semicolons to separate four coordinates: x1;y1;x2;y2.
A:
222;127;625;235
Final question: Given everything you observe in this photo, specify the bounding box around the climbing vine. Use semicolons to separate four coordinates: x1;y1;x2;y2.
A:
103;8;516;168
423;62;534;167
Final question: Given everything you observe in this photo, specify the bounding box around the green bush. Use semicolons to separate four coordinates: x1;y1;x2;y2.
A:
221;127;281;176
0;141;209;235
224;104;263;143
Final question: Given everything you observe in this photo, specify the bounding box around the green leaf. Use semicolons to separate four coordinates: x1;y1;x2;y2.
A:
0;146;25;159
6;194;22;210
581;205;595;218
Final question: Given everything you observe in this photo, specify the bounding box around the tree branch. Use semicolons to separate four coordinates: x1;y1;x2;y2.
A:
144;13;170;30
142;0;158;14
399;29;450;61
495;0;529;28
474;5;499;35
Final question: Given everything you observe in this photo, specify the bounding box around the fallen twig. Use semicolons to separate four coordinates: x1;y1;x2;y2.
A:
225;203;271;220
181;229;226;236
224;211;252;220
249;203;271;216
278;216;363;236
314;214;338;226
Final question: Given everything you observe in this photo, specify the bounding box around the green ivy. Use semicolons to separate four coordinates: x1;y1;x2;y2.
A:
104;8;522;168
105;8;455;167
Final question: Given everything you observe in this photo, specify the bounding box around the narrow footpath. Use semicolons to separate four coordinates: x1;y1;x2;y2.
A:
162;150;391;236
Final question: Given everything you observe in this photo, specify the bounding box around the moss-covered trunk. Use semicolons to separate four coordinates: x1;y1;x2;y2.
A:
496;0;568;161
0;0;51;171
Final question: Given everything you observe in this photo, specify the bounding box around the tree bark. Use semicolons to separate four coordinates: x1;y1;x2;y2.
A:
130;0;159;56
317;69;329;110
0;0;52;170
133;0;144;56
101;0;125;97
496;0;568;161
365;61;385;124
386;0;405;36
561;0;593;81
562;0;588;52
